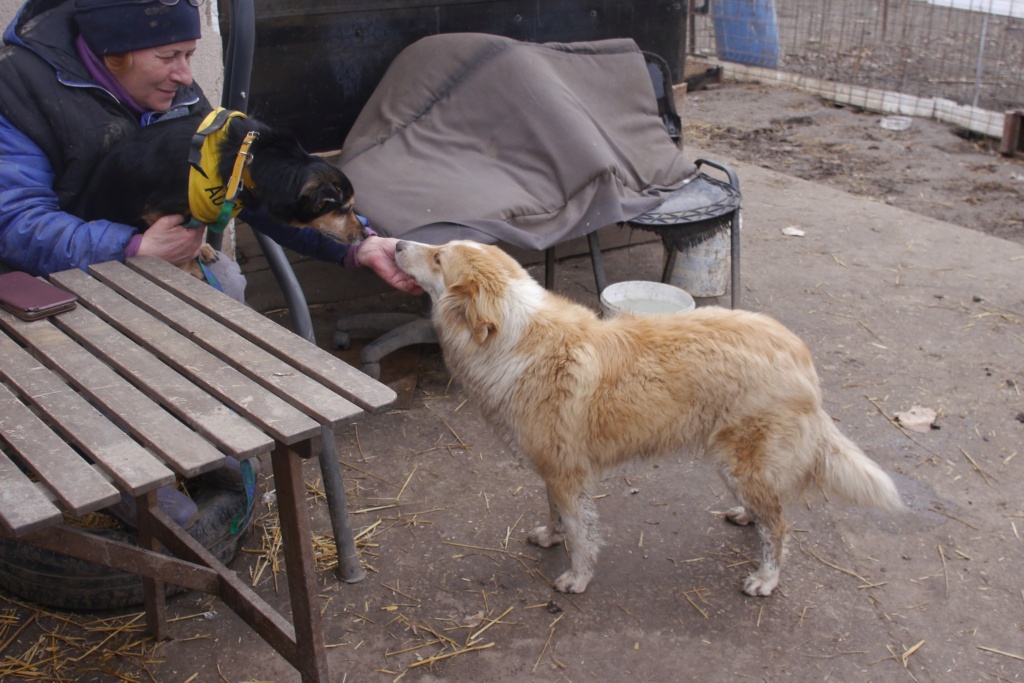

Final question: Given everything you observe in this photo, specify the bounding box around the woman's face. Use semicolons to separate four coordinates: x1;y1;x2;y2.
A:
115;40;197;112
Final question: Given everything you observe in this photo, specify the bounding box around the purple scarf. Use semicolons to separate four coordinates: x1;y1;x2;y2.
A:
77;35;145;254
76;35;145;116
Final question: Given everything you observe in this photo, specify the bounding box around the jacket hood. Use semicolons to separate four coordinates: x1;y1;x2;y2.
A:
5;0;94;87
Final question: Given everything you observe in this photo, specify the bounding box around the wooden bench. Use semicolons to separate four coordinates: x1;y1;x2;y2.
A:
0;256;396;683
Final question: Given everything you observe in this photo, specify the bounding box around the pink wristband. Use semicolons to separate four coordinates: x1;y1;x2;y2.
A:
343;226;378;268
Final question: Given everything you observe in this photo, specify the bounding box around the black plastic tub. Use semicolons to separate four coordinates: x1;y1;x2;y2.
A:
221;0;686;153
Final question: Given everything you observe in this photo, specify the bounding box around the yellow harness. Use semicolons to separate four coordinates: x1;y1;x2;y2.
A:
187;108;258;233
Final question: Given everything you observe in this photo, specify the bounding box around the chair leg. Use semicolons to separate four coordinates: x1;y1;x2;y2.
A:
318;426;366;582
730;209;741;309
545;233;605;294
254;231;315;343
587;232;607;294
545;247;556;289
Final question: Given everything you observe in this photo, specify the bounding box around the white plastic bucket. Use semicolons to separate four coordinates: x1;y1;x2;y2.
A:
600;281;696;317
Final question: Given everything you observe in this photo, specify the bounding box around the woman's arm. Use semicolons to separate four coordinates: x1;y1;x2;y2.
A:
0;114;137;276
240;206;421;294
239;204;353;263
0;114;207;275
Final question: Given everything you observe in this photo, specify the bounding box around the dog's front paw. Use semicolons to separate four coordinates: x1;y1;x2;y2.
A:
742;568;780;597
528;525;564;548
554;570;592;594
199;243;219;263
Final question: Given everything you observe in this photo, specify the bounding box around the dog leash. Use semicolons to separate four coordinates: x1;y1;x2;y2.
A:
229;459;257;535
197;259;224;292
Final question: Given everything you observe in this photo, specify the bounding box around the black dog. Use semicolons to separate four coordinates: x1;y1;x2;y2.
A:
79;109;365;271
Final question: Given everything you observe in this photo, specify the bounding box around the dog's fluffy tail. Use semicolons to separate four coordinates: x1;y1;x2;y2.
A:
819;418;904;512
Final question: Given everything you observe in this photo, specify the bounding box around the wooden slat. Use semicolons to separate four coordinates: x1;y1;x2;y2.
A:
128;255;397;413
0;311;225;478
51;268;320;445
0;332;172;496
50;303;272;460
0;447;62;538
88;260;363;426
0;380;120;515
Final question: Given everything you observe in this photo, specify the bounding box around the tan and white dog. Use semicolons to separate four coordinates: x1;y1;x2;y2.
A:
395;240;903;596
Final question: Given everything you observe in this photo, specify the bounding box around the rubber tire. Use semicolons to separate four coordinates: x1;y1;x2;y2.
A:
0;485;254;611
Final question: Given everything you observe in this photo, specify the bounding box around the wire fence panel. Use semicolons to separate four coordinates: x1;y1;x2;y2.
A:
688;0;1024;137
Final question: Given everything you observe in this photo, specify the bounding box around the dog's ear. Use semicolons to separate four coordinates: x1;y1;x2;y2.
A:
447;278;498;344
297;166;353;220
439;248;502;345
465;289;499;345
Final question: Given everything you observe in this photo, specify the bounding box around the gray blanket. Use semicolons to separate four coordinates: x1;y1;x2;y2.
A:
339;33;698;250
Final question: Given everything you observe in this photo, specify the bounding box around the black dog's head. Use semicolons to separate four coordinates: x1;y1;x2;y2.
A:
221;118;367;244
289;159;366;243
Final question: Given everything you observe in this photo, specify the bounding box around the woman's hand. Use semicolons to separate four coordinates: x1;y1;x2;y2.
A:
356;235;424;294
135;215;205;265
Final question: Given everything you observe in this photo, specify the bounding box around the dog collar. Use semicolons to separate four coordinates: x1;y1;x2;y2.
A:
187;108;258;233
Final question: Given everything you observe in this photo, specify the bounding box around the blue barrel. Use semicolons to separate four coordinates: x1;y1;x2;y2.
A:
711;0;780;68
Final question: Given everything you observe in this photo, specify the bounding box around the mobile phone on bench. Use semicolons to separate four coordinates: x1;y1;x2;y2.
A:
0;271;78;321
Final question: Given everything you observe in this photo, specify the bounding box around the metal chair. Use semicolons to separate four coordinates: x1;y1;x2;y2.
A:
334;51;740;378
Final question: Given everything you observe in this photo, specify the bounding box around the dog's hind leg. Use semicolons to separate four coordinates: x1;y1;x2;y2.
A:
551;489;601;594
743;494;787;596
724;475;788;597
714;433;789;597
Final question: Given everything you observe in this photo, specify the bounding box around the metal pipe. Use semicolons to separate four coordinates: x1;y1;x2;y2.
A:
219;0;363;583
972;12;989;110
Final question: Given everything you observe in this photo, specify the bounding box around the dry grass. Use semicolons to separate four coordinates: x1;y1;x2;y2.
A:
0;594;162;682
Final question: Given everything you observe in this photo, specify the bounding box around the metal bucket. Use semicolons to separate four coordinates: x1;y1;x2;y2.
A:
667;230;731;297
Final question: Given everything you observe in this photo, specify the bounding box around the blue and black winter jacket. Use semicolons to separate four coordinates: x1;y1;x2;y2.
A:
0;0;351;276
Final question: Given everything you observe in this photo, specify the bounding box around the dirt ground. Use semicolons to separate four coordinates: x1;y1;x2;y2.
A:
2;80;1023;682
682;79;1024;246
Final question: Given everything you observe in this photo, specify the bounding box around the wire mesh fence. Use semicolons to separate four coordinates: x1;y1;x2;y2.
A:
687;0;1024;141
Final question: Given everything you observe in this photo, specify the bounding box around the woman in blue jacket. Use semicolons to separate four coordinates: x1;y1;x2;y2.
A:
0;0;419;526
0;0;419;292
